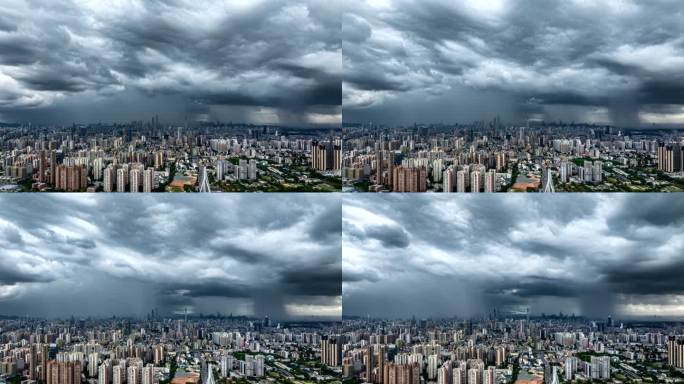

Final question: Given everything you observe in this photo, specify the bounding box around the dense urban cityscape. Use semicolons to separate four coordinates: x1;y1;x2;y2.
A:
342;122;684;192
2;4;684;384
0;122;341;192
339;316;684;384
0;316;342;384
342;194;684;383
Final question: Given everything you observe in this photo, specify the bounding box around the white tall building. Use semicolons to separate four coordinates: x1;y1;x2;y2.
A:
559;161;569;183
453;367;466;384
116;168;127;193
484;170;496;192
565;357;577;381
593;161;603;182
437;362;451;384
427;354;439;380
220;355;235;378
248;159;257;180
143;168;154;192
457;170;467;192
467;367;482;384
432;159;444;182
112;365;124;384
470;171;482;193
89;353;99;377
484;366;495;384
590;356;610;379
98;360;111;384
142;364;155;384
128;365;141;384
254;355;264;377
129;169;141;192
216;160;225;181
443;170;455;192
103;167;114;192
93;158;104;181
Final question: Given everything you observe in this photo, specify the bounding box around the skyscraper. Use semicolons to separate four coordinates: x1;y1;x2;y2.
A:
321;336;342;367
142;364;154;384
392;166;427;192
103;167;114;192
98;360;112;384
129;168;141;192
47;360;82;384
590;356;610;379
376;150;384;186
657;143;683;173
117;168;127;193
668;339;684;368
484;170;496;192
55;165;87;192
470;171;482;193
443;169;455;192
311;140;340;172
143;168;155;192
456;170;467;192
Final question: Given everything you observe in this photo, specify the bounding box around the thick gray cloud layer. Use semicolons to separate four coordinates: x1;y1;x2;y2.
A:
343;194;684;319
0;0;341;125
343;0;684;126
0;194;341;320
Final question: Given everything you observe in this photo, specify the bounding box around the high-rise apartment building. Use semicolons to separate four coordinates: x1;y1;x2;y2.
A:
668;339;684;368
321;336;342;367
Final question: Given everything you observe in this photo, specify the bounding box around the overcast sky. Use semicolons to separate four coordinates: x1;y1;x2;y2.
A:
0;194;341;320
0;0;341;126
343;194;684;320
343;0;684;127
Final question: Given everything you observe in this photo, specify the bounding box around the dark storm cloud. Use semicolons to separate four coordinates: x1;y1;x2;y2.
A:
600;259;684;296
486;276;583;299
346;223;410;248
343;194;684;319
307;202;342;241
280;262;342;297
607;194;684;229
343;0;684;126
0;194;342;320
0;265;54;285
0;0;341;125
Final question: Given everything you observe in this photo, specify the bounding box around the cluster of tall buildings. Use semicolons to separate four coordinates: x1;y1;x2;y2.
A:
96;359;155;384
443;168;497;193
311;140;342;172
46;361;82;384
321;336;342;367
657;142;684;173
343;123;684;192
0;316;341;384
102;164;156;192
338;316;684;384
380;362;421;384
667;339;684;368
0;123;342;192
437;361;496;384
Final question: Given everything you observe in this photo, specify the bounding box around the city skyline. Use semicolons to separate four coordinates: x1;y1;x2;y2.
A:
343;0;684;127
343;194;684;319
0;194;342;320
0;0;341;126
